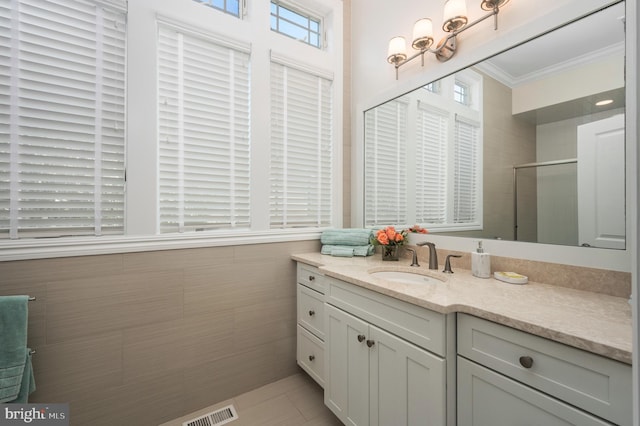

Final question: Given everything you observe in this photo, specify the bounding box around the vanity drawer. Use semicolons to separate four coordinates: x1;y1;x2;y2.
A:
297;284;325;340
297;325;324;388
297;263;325;294
326;277;446;356
457;313;632;426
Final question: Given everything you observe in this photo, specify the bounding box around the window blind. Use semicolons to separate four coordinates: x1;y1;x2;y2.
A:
364;99;407;227
453;116;480;223
0;0;126;239
415;104;448;224
157;22;251;233
269;59;333;228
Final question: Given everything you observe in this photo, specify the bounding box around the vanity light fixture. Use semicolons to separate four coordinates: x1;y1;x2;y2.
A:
387;0;511;79
595;99;614;106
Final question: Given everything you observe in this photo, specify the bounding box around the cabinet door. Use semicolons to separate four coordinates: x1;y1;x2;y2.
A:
325;304;370;426
457;357;613;426
370;325;446;426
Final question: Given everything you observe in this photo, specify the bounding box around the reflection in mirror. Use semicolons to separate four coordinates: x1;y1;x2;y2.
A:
363;1;626;249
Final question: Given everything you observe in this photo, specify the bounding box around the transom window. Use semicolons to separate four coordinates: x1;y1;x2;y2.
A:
454;80;470;105
423;81;441;94
192;0;242;18
270;2;322;48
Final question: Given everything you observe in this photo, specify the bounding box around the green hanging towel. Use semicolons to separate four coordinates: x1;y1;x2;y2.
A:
0;295;36;403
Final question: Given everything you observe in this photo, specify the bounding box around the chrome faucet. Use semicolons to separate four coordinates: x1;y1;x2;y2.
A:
417;241;438;270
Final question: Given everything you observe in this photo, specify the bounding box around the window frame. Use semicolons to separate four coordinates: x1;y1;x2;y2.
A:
270;1;324;49
0;0;127;241
0;0;343;261
192;0;244;18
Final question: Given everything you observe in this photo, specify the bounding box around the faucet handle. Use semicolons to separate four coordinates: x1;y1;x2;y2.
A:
443;254;462;274
405;247;420;267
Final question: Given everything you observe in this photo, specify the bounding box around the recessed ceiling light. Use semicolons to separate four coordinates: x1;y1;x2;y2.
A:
595;99;614;106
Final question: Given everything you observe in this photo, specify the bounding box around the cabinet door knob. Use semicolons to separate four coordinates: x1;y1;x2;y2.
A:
308;310;315;316
357;334;366;342
519;356;534;369
309;275;315;281
308;355;315;362
366;340;375;348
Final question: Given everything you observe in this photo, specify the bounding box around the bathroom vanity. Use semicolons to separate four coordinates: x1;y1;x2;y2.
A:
293;253;632;426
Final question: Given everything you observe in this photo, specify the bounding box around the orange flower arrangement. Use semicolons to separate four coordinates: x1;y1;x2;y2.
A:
407;224;429;234
372;226;408;247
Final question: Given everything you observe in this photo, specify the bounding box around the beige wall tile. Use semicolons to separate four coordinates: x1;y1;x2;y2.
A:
232;296;297;353
0;240;314;423
45;270;183;343
0;254;124;284
30;332;123;403
69;371;185;426
122;246;235;273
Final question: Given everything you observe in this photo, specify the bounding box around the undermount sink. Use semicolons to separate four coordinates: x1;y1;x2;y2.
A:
369;270;442;285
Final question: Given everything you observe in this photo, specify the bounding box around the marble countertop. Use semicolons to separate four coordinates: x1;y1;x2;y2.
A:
292;252;633;365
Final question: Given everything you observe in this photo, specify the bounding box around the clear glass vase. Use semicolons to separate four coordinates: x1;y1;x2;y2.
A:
381;245;399;261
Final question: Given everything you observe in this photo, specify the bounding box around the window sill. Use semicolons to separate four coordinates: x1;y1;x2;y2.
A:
0;230;322;262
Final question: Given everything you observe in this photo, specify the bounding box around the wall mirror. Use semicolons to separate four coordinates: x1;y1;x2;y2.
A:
364;1;626;249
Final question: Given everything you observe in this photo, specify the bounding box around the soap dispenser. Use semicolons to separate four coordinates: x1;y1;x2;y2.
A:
471;241;491;278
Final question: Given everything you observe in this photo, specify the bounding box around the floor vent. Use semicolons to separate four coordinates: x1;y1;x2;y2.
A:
182;405;238;426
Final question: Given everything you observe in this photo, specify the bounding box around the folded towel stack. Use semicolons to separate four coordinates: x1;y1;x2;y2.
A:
320;229;374;257
0;295;36;403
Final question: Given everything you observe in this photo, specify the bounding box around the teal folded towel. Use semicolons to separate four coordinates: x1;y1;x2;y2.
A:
321;244;375;257
0;295;36;403
353;245;375;256
321;229;372;246
328;246;354;257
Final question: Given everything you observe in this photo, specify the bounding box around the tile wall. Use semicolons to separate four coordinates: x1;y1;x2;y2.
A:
0;240;320;426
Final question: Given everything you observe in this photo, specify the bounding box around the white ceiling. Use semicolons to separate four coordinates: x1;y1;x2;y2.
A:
480;2;625;86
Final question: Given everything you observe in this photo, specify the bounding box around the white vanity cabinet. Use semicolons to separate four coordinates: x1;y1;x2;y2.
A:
296;263;326;387
457;313;632;426
324;276;450;426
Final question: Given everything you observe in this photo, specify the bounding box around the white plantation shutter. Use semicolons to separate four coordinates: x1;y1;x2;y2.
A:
0;0;126;239
364;99;407;226
454;115;480;223
158;21;251;233
415;103;448;224
270;57;333;228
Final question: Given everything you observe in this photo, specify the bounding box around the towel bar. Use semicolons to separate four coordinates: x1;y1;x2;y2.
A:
28;296;35;301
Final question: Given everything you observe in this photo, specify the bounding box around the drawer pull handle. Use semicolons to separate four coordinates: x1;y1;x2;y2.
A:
519;356;534;369
309;275;315;281
308;310;315;316
308;355;315;362
366;340;375;348
357;334;366;342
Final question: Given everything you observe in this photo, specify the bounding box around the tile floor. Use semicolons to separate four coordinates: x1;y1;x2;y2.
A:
159;372;343;426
